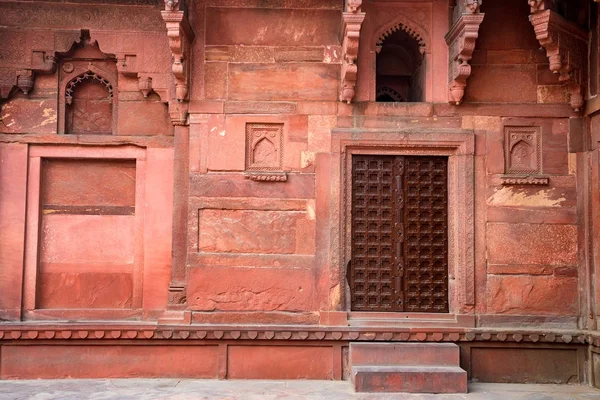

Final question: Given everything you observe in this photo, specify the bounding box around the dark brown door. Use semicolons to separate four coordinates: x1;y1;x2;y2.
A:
350;155;449;313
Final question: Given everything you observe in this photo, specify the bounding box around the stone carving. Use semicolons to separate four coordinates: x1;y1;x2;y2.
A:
246;123;283;171
501;126;548;186
376;22;427;54
0;326;589;344
0;30;80;104
501;177;550;185
161;0;194;126
465;0;482;13
529;8;588;111
65;72;113;106
505;127;541;174
168;283;187;306
162;3;195;102
138;76;153;98
445;2;485;105
528;0;551;13
164;0;180;11
0;3;164;31
244;173;288;182
340;0;365;103
56;33;119;135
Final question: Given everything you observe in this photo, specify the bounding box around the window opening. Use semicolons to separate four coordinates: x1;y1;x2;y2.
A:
376;29;425;102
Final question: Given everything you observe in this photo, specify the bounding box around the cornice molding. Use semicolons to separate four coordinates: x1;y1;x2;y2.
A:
0;325;592;345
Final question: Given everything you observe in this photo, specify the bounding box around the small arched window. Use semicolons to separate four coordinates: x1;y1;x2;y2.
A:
376;28;425;102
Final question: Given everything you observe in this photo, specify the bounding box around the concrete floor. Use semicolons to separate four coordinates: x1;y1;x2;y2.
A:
0;380;599;400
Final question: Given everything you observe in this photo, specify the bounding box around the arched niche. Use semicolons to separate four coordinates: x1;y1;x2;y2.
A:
57;33;118;135
358;12;431;102
375;27;425;102
64;71;114;135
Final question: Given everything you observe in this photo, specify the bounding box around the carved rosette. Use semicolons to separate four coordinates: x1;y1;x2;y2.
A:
529;9;587;112
445;5;485;105
340;0;365;104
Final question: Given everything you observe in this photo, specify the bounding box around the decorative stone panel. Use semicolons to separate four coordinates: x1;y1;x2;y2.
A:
501;125;549;186
245;123;287;182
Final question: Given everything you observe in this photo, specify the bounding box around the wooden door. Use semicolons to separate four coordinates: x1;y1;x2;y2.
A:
350;155;449;312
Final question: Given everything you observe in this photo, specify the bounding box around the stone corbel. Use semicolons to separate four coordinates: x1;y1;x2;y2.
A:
162;0;195;103
0;70;34;100
162;0;195;126
529;7;588;112
340;0;365;104
0;31;80;103
445;0;484;105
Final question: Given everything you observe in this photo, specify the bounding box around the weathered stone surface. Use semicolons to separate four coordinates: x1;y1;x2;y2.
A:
471;347;580;384
188;266;315;312
228;63;339;101
486;275;579;315
228;346;334;379
0;144;27;318
487;223;577;266
37;272;134;309
117;101;171;136
0;0;598;387
41;215;135;264
198;209;314;254
41;159;136;207
0;98;57;134
0;345;220;379
206;8;340;46
189;173;315;199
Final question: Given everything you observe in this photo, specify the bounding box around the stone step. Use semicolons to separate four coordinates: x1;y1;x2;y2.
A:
352;365;468;393
349;342;460;367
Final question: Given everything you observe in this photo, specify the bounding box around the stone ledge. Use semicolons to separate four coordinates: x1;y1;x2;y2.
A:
0;325;592;345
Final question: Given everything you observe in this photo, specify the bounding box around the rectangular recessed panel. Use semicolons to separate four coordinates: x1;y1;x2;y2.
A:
37;158;137;311
350;155;448;313
41;158;136;214
471;348;580;384
0;345;219;379
227;346;334;379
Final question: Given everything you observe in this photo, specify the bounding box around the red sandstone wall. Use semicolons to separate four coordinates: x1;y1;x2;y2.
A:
0;0;175;321
185;1;343;324
0;0;592;332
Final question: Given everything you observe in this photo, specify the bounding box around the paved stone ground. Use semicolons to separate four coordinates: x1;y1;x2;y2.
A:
0;380;599;400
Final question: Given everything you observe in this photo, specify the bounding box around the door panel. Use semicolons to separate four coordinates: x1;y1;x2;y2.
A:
350;155;448;313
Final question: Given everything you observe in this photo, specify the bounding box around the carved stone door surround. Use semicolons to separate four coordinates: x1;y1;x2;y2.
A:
331;128;475;322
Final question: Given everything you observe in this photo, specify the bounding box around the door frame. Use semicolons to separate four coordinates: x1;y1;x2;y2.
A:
331;128;475;322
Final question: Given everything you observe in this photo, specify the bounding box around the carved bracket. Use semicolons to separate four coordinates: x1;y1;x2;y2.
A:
340;0;365;104
445;1;485;105
529;8;588;112
162;4;195;103
161;0;195;126
0;30;80;103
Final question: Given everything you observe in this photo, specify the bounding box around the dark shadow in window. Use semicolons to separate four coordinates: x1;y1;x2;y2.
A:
376;29;425;102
